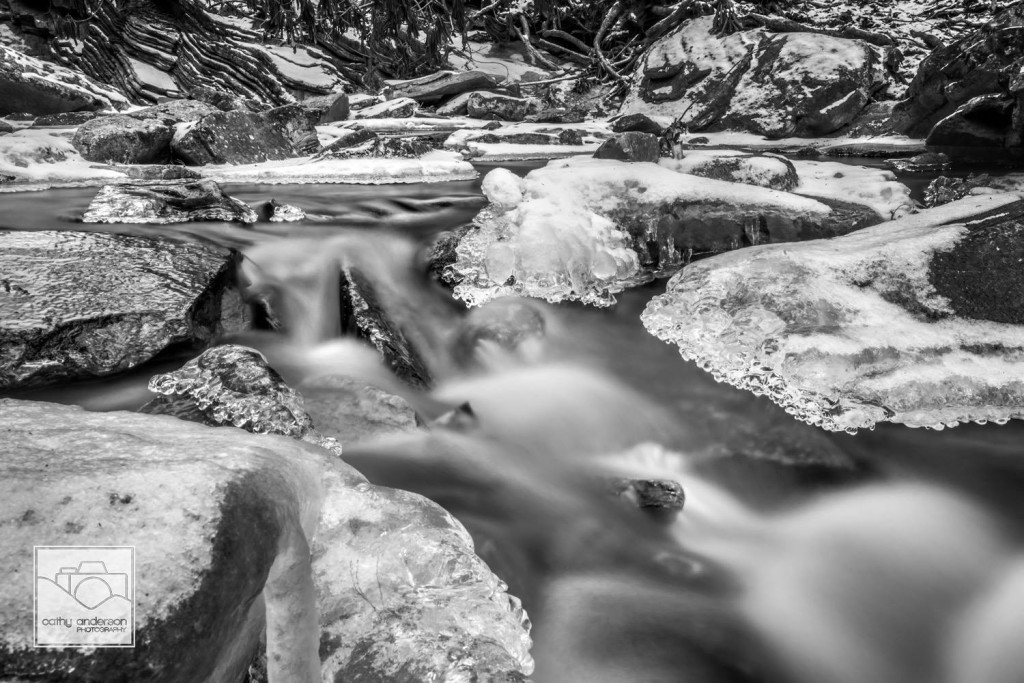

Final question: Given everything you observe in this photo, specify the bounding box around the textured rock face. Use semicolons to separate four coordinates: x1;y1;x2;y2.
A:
171;105;317;165
71;115;174;164
593;132;661;162
641;194;1024;432
387;70;500;103
467;92;532;121
622;17;887;137
892;5;1024;147
0;230;244;389
0;399;326;683
0;45;129;115
81;180;258;224
446;158;882;307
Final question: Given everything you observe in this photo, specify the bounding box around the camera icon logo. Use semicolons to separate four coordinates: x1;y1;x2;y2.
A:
34;546;135;648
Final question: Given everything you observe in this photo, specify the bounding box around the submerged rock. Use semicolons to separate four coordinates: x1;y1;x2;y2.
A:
260;198;307;222
0;230;244;389
622;16;887;137
81;180;258;224
609;478;686;523
642;194;1024;432
446;158;882;307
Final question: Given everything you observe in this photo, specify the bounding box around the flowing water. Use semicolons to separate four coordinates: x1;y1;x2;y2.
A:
5;167;1024;683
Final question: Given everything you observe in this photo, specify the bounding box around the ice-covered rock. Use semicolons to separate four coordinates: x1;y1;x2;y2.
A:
0;230;245;389
622;16;887;138
642;194;1024;432
81;180;258;223
446;157;883;307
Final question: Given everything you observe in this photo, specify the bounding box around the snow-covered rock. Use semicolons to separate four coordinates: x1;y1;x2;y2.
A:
622;16;887;138
0;45;129;115
660;151;799;191
351;97;419;119
642;194;1024;432
445;157;883;307
82;180;258;224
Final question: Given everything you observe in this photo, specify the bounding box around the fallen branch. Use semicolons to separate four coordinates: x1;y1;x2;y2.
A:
594;1;627;83
540;28;592;55
742;12;895;47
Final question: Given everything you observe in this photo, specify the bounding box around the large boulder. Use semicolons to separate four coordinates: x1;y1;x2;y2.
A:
593;132;660;162
387;70;501;103
443;158;884;307
0;230;245;389
81;180;258;224
622;16;887;138
0;45;129;116
171;103;320;165
641;193;1024;432
71;115;174;164
892;4;1024;149
0;397;533;682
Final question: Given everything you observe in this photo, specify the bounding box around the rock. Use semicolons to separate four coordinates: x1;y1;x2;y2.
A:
0;121;13;135
608;478;686;523
141;344;341;454
450;297;547;370
0;399;325;682
317;131;433;159
925;94;1015;148
129;99;219;125
662;151;800;191
32;110;106;127
260;102;322;155
116;164;202;181
892;4;1024;148
71;115;174;164
1;397;533;682
611;113;665;135
593;132;661;162
886;152;951;173
528;107;587;124
467;92;531;121
171;109;296;165
641;194;1024;432
388;70;500;103
297;91;350;123
82;180;258;224
0;229;244;390
189;85;268;113
622;16;886;137
260;198;307;222
0;45;128;116
925;174;993;208
0;173;15;183
300;375;418;445
446;157;882;307
558;128;584;145
436;91;475;116
351;97;419;119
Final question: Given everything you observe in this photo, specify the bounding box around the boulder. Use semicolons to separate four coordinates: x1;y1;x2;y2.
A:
0;230;245;389
611;113;665;135
924;174;993;208
388;70;500;103
81;180;258;224
892;4;1024;147
444;157;884;307
171;109;295;165
351;97;419;119
641;194;1024;432
0;397;534;682
593;132;661;162
71;115;175;164
189;85;268;114
621;16;887;138
0;45;129;115
297;91;350;123
260;103;322;155
467;92;531;121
